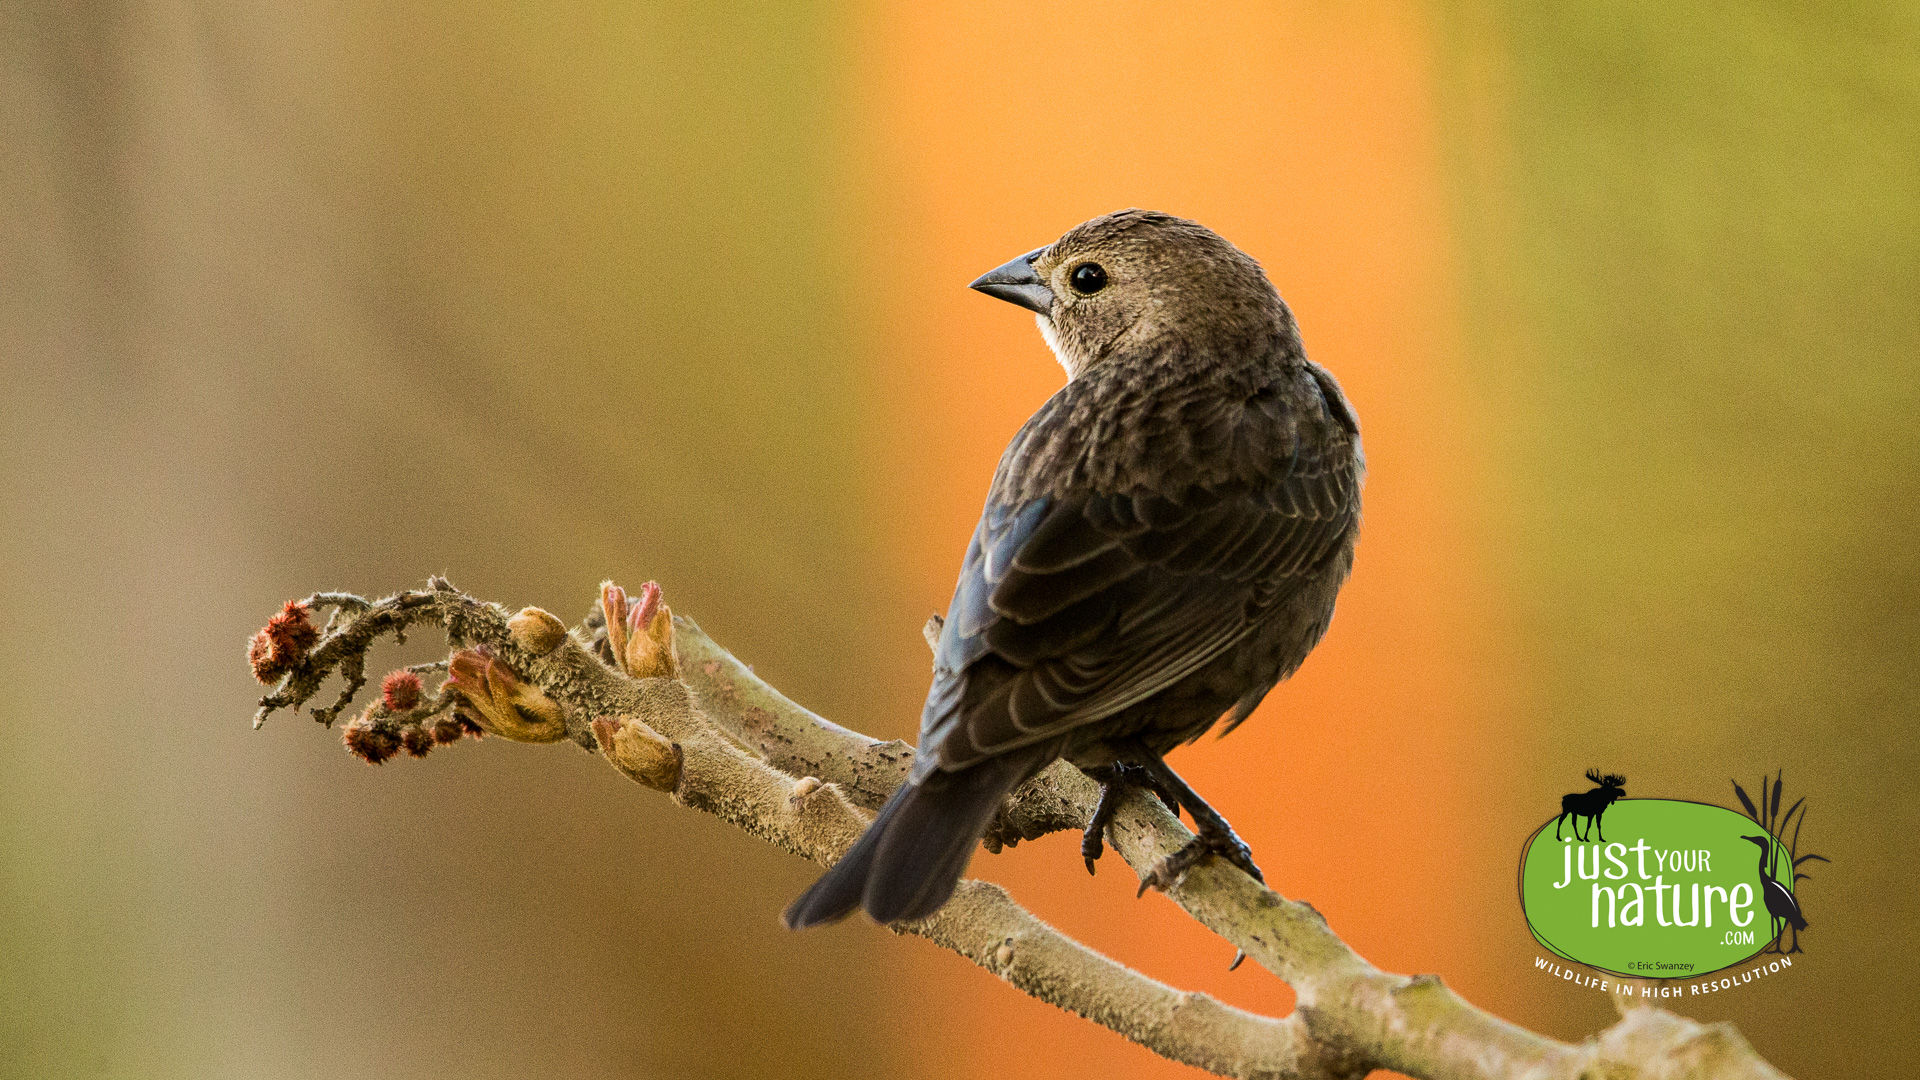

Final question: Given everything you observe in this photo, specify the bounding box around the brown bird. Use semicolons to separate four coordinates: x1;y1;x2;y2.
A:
784;209;1363;928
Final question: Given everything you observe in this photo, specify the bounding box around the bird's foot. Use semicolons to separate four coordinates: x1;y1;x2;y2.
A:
1091;762;1180;813
1081;797;1116;875
1080;764;1179;874
1136;824;1264;896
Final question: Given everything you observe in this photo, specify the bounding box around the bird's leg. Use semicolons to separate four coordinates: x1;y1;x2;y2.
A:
1079;764;1180;874
1132;754;1264;894
1081;771;1125;874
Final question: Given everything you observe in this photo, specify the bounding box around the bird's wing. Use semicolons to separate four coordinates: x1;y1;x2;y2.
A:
917;371;1360;775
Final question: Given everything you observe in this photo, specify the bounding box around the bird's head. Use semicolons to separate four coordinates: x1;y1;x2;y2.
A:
1741;835;1772;850
969;209;1296;380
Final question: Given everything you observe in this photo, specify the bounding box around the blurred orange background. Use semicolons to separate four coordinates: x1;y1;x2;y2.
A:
851;7;1514;1074
4;3;1914;1079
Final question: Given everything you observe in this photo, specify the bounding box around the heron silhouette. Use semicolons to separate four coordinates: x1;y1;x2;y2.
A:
1742;834;1807;953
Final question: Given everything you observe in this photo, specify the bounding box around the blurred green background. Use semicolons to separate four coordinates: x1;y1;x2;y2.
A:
1440;1;1918;1065
4;2;1915;1078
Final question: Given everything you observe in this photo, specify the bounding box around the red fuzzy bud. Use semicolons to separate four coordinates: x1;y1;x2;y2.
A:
381;670;423;712
248;601;320;683
429;716;466;745
399;724;434;758
342;715;401;764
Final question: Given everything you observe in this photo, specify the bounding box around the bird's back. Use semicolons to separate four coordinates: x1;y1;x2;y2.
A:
918;345;1362;779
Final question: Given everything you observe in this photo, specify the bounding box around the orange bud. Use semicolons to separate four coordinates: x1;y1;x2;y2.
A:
600;582;630;669
443;646;567;742
508;607;568;654
620;582;679;680
591;715;682;791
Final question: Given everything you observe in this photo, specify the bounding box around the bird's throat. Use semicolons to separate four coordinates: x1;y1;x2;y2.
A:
1037;313;1076;381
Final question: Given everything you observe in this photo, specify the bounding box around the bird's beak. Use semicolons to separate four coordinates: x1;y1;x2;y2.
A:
969;247;1053;315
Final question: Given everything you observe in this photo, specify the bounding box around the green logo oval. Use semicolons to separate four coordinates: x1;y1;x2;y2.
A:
1519;799;1796;978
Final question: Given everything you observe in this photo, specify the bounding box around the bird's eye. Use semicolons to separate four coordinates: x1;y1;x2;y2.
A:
1069;263;1108;295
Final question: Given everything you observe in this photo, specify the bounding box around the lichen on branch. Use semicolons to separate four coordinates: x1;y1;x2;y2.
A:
246;578;1791;1080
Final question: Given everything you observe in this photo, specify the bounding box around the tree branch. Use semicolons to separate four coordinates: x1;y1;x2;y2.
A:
249;579;1791;1080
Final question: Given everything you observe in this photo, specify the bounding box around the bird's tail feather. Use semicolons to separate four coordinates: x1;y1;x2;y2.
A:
782;748;1045;929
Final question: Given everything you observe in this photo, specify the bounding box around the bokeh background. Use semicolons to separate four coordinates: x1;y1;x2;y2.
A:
4;2;1915;1078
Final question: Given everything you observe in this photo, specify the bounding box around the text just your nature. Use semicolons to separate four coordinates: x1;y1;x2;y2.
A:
1553;837;1756;935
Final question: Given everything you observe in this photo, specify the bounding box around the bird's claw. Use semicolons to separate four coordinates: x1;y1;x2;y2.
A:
1216;831;1264;884
1136;828;1265;896
1081;819;1107;874
1081;811;1109;874
1136;846;1197;896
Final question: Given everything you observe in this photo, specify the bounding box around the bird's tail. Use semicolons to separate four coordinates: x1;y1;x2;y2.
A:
782;748;1045;929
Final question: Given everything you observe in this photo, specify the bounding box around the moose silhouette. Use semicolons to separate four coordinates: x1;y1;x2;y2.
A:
1554;770;1627;842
